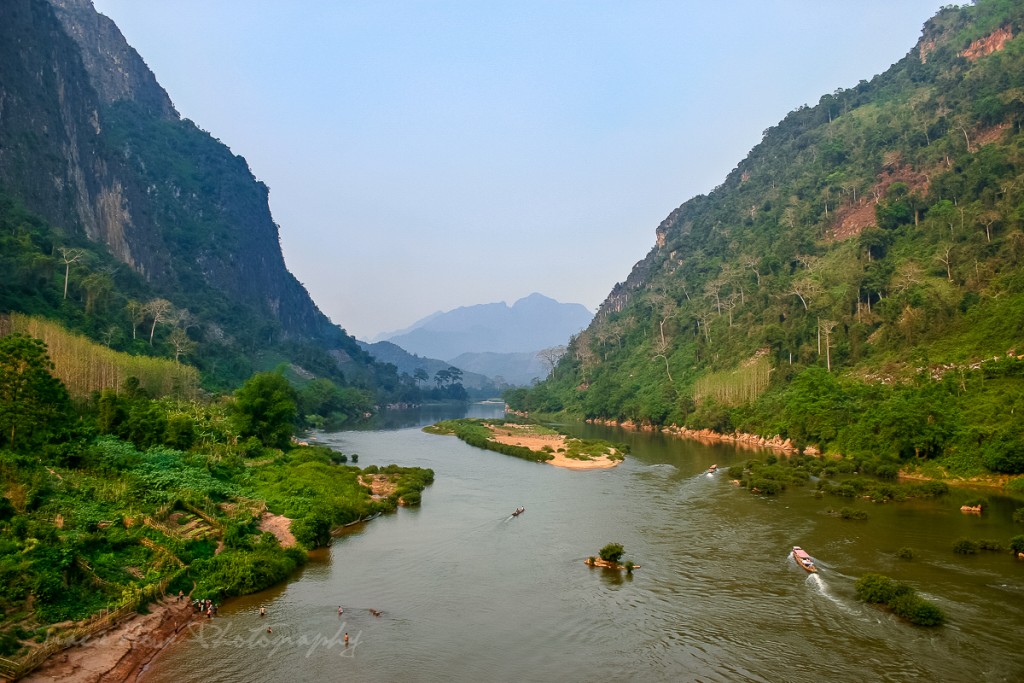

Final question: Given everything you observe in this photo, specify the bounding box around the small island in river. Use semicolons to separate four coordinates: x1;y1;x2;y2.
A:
425;419;626;469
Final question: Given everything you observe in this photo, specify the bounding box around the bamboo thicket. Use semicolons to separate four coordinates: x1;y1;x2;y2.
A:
691;351;772;406
1;313;199;399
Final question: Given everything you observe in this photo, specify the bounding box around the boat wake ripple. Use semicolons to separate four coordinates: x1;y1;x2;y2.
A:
806;573;859;616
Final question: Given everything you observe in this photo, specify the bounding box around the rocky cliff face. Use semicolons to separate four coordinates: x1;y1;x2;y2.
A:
47;0;177;120
0;0;348;349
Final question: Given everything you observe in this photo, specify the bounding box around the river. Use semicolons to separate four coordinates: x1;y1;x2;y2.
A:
142;404;1024;682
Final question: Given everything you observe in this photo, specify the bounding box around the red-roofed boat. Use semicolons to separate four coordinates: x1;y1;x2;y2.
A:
792;546;817;573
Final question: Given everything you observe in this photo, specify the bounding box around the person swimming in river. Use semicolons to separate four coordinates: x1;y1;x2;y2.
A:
259;606;266;617
338;605;344;615
369;609;381;617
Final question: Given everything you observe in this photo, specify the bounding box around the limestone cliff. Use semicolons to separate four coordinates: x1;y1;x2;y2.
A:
0;0;352;353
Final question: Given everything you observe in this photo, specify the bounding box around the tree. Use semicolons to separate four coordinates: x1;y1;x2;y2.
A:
434;368;452;388
233;371;298;449
978;209;999;243
413;368;429;385
537;346;566;378
168;328;196;363
819;319;838;371
144;298;174;346
58;247;84;300
935;245;954;282
126;300;146;340
0;334;73;451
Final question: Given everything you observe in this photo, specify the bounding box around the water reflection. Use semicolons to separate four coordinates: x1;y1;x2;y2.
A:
339;402;505;431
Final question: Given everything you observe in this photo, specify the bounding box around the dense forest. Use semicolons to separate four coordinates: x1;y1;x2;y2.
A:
508;0;1024;485
0;328;434;673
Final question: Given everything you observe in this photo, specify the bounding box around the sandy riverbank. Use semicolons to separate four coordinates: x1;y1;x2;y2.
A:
486;425;622;469
20;597;199;683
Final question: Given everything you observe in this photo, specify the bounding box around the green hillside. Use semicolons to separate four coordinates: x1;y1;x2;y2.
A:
510;0;1024;481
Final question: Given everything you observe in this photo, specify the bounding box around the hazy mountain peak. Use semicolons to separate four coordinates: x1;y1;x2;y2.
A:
381;295;593;361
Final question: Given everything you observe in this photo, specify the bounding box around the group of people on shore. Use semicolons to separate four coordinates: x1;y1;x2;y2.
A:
191;598;219;618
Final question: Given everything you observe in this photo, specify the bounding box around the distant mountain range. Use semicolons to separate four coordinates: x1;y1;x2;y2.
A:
376;293;592;358
355;340;503;395
372;293;592;385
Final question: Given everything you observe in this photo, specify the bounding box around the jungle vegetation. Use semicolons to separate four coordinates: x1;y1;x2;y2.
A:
507;0;1024;483
0;331;433;661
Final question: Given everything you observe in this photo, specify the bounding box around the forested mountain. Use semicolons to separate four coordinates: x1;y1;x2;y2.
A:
512;0;1024;476
0;0;409;399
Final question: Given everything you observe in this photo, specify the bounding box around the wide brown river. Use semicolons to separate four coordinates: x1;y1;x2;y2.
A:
143;404;1024;682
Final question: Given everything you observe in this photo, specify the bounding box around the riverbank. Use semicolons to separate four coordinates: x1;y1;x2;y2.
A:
20;597;198;683
585;418;1022;491
585;418;802;454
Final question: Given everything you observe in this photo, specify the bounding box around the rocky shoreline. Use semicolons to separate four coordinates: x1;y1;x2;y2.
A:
21;597;199;683
584;418;811;454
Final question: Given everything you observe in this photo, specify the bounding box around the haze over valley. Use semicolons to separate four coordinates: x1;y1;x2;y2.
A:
2;1;1024;681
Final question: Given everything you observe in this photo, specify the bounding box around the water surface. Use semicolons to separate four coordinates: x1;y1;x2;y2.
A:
143;406;1024;682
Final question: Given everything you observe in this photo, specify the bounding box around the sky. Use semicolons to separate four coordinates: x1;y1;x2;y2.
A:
90;1;951;341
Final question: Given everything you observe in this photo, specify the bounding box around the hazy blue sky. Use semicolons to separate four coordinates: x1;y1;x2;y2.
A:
91;1;949;340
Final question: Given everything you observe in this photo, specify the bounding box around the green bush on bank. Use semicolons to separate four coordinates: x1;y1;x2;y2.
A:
191;547;307;599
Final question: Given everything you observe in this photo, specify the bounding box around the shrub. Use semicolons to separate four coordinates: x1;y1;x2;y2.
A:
748;478;783;495
598;543;625;564
875;463;900;481
855;574;900;604
399;490;421;506
953;538;979;555
0;629;22;657
977;539;1003;552
890;593;946;626
1013;508;1024;525
914;481;949;497
191;548;304;599
855;573;944;626
837;507;869;520
896;547;914;560
1010;535;1024;555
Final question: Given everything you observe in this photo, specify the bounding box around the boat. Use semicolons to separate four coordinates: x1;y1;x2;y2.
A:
511;507;525;517
792;546;817;573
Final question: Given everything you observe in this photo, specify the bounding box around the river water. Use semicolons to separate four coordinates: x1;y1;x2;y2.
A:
143;404;1024;682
